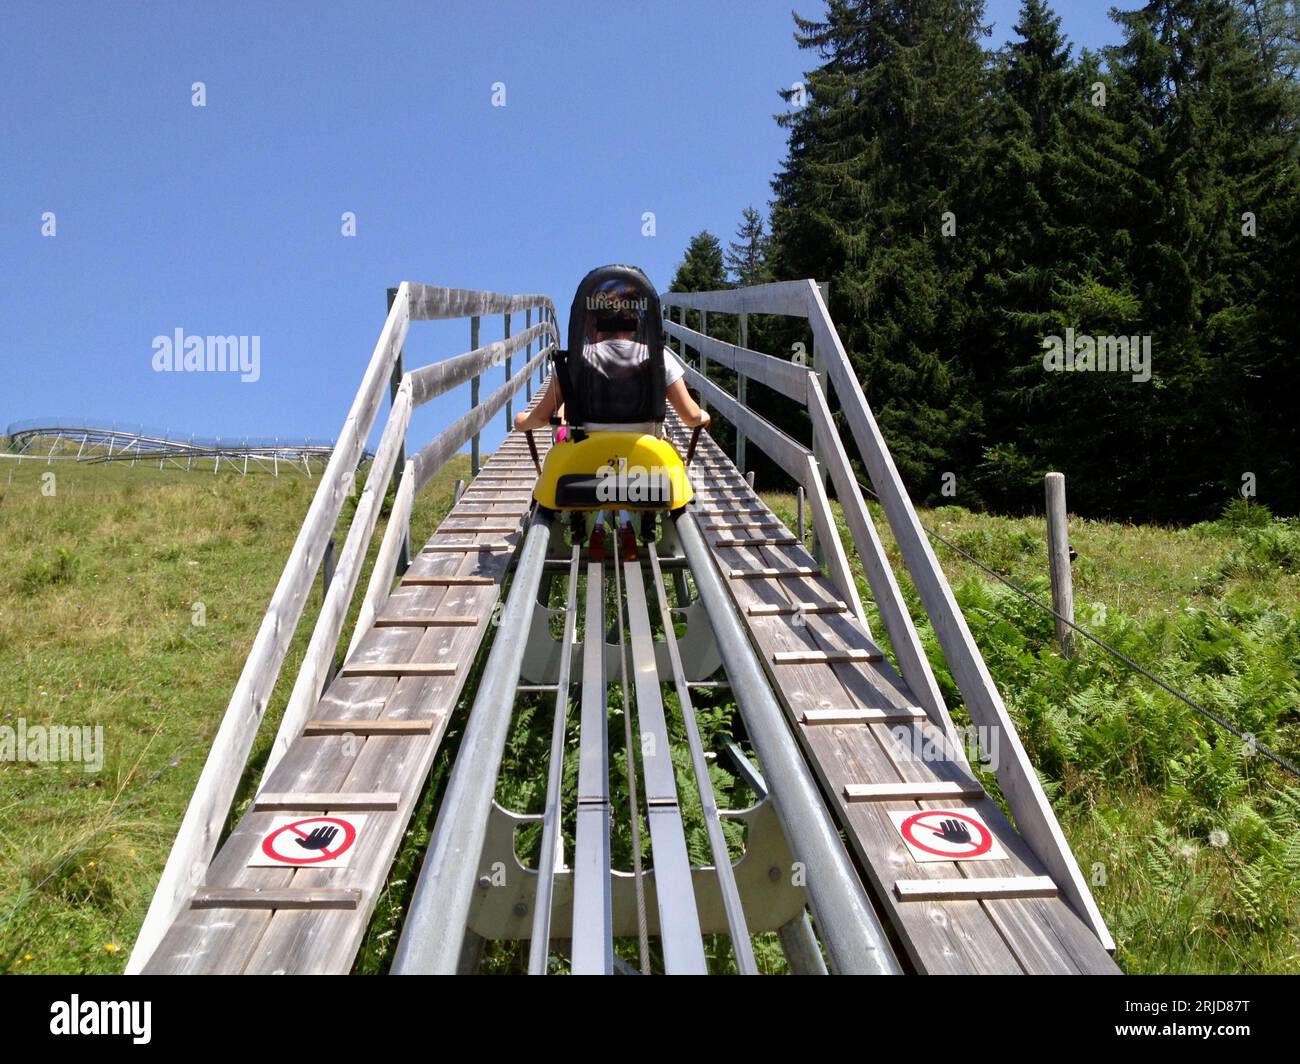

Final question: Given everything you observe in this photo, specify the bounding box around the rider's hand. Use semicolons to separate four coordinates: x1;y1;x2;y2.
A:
514;411;532;431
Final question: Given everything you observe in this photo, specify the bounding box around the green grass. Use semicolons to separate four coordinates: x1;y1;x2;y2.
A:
0;453;469;973
2;453;1297;973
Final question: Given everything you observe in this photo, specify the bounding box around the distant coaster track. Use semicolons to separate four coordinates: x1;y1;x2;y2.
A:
2;419;359;476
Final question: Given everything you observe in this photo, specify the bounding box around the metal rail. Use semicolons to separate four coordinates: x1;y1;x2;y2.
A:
528;546;581;974
673;512;903;976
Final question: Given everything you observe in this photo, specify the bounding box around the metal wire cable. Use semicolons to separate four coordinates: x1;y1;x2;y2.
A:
849;477;1300;780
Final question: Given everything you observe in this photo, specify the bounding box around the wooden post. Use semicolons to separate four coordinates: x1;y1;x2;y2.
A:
387;287;411;571
737;312;748;473
470;315;481;476
322;537;338;687
809;281;831;567
503;312;512;431
699;308;709;416
1045;472;1075;658
525;308;532;402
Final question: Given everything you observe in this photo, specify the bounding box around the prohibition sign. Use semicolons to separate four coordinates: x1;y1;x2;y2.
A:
889;808;1007;864
249;815;366;868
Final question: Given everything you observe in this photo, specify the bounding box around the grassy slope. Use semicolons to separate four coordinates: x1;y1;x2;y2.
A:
0;454;469;973
2;457;1297;973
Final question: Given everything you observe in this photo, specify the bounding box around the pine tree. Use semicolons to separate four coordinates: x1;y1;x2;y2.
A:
768;0;993;493
724;206;770;287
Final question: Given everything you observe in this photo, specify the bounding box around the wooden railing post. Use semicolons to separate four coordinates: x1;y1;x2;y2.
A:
504;311;512;431
737;311;748;473
1045;472;1075;658
387;286;411;573
809;281;831;566
699;308;709;417
470;315;481;476
525;308;532;402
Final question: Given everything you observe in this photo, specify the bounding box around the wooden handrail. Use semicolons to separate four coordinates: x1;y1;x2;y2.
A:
127;282;412;973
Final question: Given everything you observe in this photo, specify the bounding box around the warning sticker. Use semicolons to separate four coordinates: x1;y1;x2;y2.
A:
889;808;1007;863
249;815;366;868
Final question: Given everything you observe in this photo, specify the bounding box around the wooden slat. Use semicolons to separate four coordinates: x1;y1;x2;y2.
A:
843;781;985;802
420;542;513;552
253;791;402;812
728;566;819;579
373;615;480;628
402;575;495;586
801;706;924;725
190;887;362;910
749;601;847;616
339;662;456;677
894;877;1059;902
302;719;435;736
711;536;800;547
772;649;882;665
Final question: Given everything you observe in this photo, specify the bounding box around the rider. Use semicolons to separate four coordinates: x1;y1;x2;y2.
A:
513;278;710;433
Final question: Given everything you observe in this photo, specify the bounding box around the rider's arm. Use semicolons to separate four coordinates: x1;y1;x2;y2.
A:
666;378;710;429
514;377;558;431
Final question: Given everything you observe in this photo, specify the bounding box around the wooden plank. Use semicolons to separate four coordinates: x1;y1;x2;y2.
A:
421;542;513;552
802;706;924;725
728;566;819;579
190;887;362;911
661;281;812;317
373;615;480;628
402;575;495;586
773;649;882;665
253;791;401;812
127;282;412;974
338;662;456;677
749;601;847;616
302;719;434;736
406;284;552;322
710;535;799;547
894;877;1059;902
844;781;985;802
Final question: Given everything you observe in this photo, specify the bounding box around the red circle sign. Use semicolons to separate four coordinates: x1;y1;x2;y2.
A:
898;810;992;859
260;816;358;865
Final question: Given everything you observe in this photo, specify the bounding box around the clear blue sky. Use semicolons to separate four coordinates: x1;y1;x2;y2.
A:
1;1;1125;455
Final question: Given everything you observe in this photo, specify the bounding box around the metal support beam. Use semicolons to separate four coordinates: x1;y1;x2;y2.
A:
673;514;901;976
391;509;554;974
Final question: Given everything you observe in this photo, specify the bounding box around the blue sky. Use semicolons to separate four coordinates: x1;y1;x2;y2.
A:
2;1;1126;455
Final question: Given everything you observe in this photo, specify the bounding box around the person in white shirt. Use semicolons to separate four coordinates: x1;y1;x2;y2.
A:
514;318;710;433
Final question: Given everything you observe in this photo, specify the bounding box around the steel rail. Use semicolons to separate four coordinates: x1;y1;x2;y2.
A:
673;512;902;976
391;508;555;975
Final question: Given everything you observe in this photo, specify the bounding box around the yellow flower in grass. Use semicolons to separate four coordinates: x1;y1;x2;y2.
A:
104;943;120;954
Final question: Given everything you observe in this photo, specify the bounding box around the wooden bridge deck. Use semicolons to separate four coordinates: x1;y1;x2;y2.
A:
142;431;549;974
667;419;1119;975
